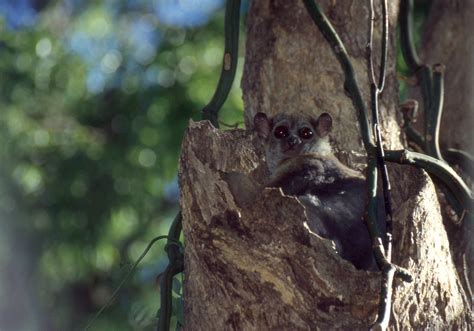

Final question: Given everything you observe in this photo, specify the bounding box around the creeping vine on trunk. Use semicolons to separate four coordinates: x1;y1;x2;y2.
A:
157;1;473;330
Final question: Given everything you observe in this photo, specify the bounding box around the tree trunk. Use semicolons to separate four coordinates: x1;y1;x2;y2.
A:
416;0;474;305
421;0;474;155
179;1;472;329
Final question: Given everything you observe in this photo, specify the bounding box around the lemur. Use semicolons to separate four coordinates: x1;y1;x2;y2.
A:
254;111;378;270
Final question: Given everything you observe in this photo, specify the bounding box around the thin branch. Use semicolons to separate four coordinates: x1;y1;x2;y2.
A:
375;266;396;330
367;0;402;328
367;0;388;90
368;8;394;251
367;0;376;86
158;212;184;331
379;0;388;90
85;235;171;330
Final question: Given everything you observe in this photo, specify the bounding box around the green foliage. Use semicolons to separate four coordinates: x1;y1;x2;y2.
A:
0;1;244;330
0;1;429;330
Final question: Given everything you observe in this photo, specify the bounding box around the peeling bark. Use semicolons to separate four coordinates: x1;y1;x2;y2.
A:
179;1;472;329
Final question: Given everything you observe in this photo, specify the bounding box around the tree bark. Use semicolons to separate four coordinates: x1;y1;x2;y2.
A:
421;0;474;155
416;0;474;304
179;1;472;329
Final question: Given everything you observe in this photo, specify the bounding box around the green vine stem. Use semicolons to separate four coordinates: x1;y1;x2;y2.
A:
302;1;474;328
399;1;463;167
367;0;394;258
367;0;399;327
158;1;242;330
367;0;388;91
425;64;445;161
398;92;471;219
384;150;473;213
160;1;472;330
443;148;474;175
301;1;412;329
201;0;241;127
399;0;421;74
418;66;433;149
398;2;473;311
398;0;472;219
158;213;184;331
84;235;172;330
301;0;375;150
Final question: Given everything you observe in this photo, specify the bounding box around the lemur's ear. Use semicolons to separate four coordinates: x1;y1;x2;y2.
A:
311;112;333;137
253;112;273;139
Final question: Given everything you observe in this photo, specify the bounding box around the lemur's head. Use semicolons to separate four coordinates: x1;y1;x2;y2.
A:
253;112;333;173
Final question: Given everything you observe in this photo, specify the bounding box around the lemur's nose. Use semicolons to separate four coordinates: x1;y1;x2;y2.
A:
288;135;301;147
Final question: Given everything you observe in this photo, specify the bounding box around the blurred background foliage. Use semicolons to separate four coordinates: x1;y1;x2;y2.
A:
0;0;430;330
0;0;246;330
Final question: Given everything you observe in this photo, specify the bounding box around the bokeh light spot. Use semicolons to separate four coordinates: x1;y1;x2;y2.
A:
178;55;197;76
138;148;157;168
36;38;52;58
139;127;160;146
33;129;50;147
157;68;175;87
101;50;122;74
13;165;43;194
15;53;33;72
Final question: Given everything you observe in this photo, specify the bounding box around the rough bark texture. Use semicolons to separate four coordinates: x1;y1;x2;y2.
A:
242;0;402;161
179;1;472;329
417;0;474;303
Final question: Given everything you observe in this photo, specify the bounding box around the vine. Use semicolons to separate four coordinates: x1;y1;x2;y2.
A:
157;1;242;330
156;0;473;329
302;0;473;328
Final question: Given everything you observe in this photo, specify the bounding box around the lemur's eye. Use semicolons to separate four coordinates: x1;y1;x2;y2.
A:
299;127;314;139
273;126;289;139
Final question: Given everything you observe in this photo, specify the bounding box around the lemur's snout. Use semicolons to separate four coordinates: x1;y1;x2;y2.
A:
288;135;301;147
